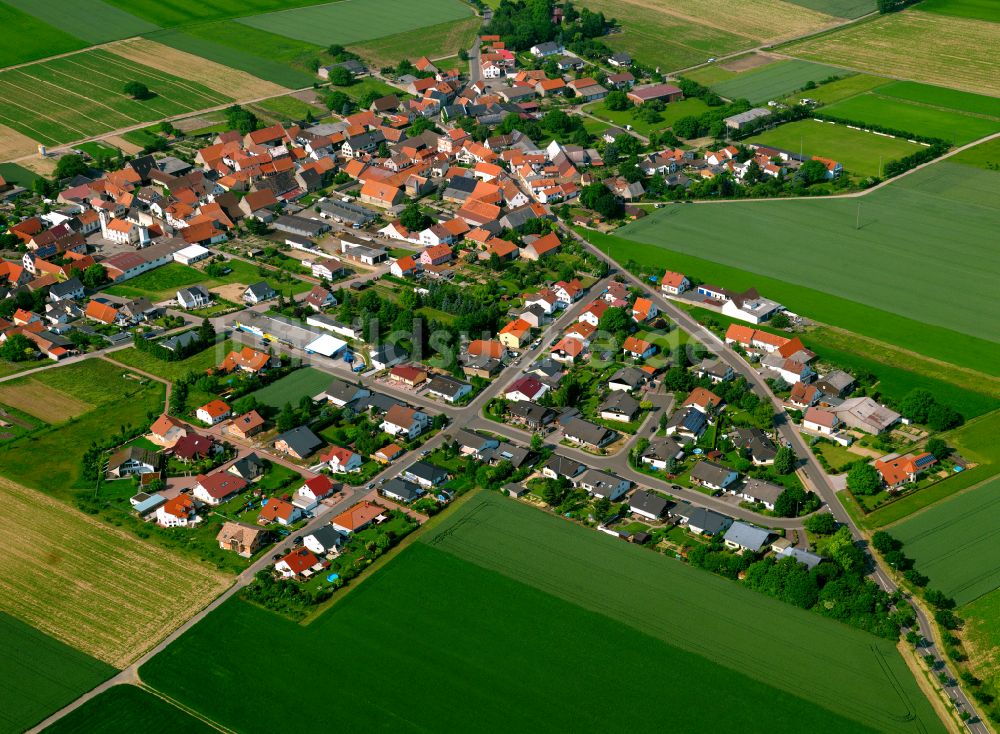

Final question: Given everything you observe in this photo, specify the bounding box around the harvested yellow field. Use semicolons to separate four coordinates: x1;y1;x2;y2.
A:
782;10;1000;97
0;378;93;422
103;134;144;155
589;0;836;43
0;122;41;160
0;479;228;668
105;38;290;100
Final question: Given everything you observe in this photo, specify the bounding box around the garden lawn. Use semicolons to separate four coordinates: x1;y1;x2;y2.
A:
104;262;209;300
5;0;158;45
710;59;847;103
608;156;1000;352
0;49;228;146
815;440;859;472
0;612;114;734
892;477;1000;606
41;684;214;734
0;4;87;67
822;93;1000;145
745;119;922;177
142;492;942;733
583;97;711;137
106;340;233;383
247;367;331;409
237;0;472;47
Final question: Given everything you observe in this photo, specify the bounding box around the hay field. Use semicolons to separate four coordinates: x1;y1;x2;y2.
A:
0;478;228;668
0;122;41;160
781;10;1000;97
105;38;289;100
0;378;93;422
594;0;838;42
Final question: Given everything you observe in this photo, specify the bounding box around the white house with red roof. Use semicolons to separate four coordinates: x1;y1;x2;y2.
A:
660;271;690;295
505;375;549;402
295;474;336;511
321;445;363;474
193;473;248;506
275;547;324;579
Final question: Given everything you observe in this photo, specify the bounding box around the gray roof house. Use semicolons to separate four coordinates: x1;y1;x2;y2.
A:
543;453;585;480
480;441;531;468
608;366;648;392
426;375;473;404
777;546;824;570
243;281;276;305
682;507;733;536
320;378;370;407
730;427;778;465
575;469;631;501
304;525;344;555
640;437;684;471
382;477;425;503
723;522;772;553
273;426;323;459
48;276;84;302
724;107;771;130
599;391;640;423
402;460;449;488
562;417;616;449
629;489;670;520
176;285;211;310
688;461;739;491
453;429;500;456
815;370;855;398
228;453;265;482
273;214;331;238
737;477;785;511
665;406;707;440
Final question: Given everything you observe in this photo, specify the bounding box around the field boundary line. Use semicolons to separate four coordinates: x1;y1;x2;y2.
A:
0;80;97;138
136;683;235;734
0;70;138;130
10;66;147;124
81;49;225;107
881;468;1000;531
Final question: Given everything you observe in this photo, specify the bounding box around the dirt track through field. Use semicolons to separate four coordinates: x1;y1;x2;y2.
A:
105;38;289;100
0;479;228;668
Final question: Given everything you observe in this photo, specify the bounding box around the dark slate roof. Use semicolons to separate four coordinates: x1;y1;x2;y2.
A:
274;426;323;457
383;477;424;502
629;489;670;517
404;460;448;484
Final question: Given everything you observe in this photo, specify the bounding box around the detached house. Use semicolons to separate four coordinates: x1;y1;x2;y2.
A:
193;473;247;506
156;495;197;528
196;399;231;426
380;404;431;440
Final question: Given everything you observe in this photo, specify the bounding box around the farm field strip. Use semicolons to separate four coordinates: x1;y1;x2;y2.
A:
0;478;228;668
892;477;1000;606
0;48;228;145
101;0;335;27
346;15;481;69
3;0;159;45
0;612;115;734
710;59;847;103
917;0;1000;21
613;160;1000;344
41;684;216;734
0;3;87;68
420;495;941;733
0;378;93;422
237;0;473;47
783;0;875;17
872;81;1000;119
822;94;1000;146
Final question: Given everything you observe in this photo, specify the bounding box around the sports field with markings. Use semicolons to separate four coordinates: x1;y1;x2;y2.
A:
0;49;227;145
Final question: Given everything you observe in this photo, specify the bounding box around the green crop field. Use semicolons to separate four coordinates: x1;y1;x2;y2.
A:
247;367;331;409
746;119;922;177
822;94;1000;145
783;0;875;17
711;59;847;103
42;685;214;734
806;73;888;104
961;586;1000;700
610;159;1000;349
347;15;481;68
892;477;1000;606
4;0;158;44
0;613;114;734
950;137;1000;170
252;95;323;123
145;27;316;89
0;162;41;186
141;493;941;732
918;0;1000;21
238;0;473;47
0;49;228;145
873;80;1000;118
102;0;330;27
0;3;87;67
